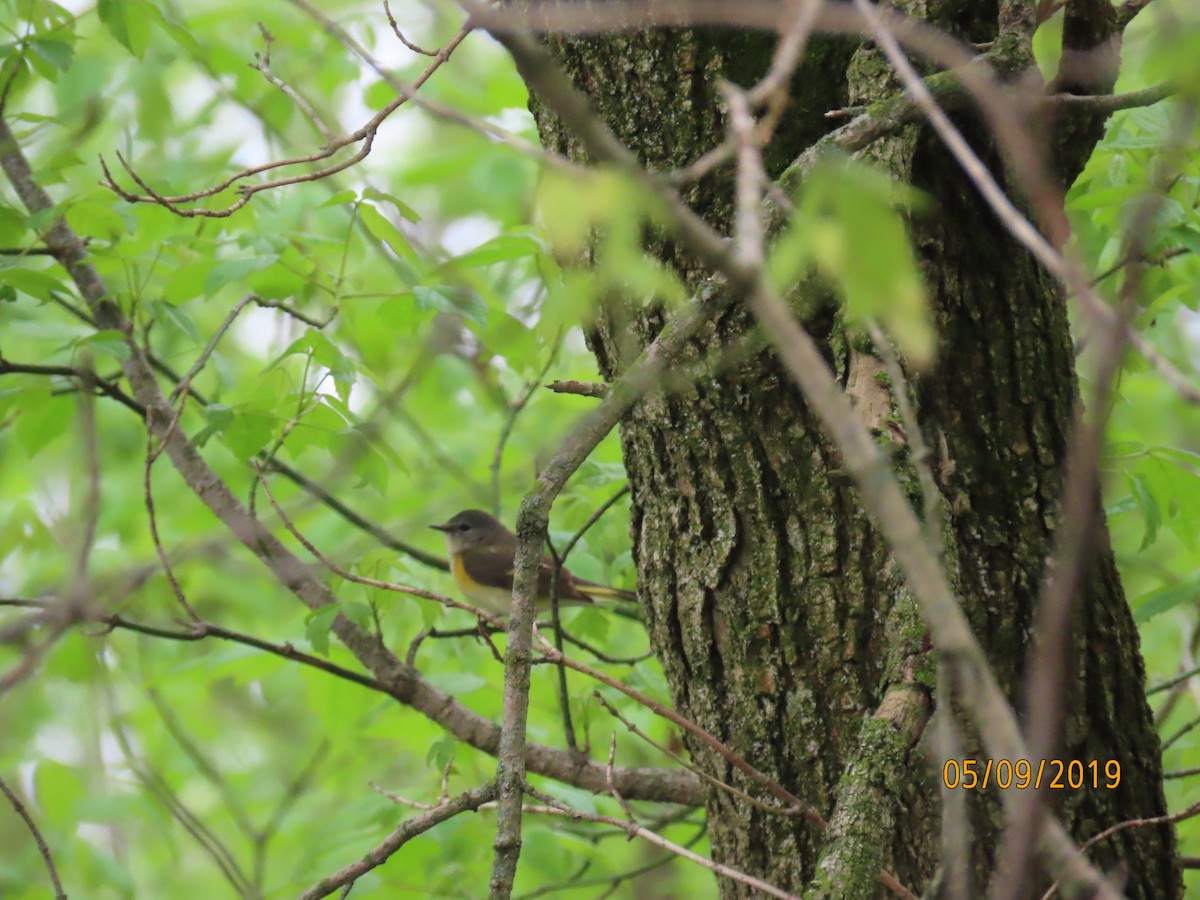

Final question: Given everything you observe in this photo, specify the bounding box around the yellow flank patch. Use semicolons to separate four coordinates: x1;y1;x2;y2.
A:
450;552;514;614
450;552;472;590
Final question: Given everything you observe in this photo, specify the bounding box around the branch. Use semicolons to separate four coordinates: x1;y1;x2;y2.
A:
544;379;608;398
100;24;472;216
0;357;146;415
0;776;67;899
383;0;439;55
1040;798;1200;900
489;283;731;895
286;0;577;173
491;335;563;516
1116;0;1156;31
1052;82;1175;114
298;782;497;900
523;783;802;900
535;631;821;825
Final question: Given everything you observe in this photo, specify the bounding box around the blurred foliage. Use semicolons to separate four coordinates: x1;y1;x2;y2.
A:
0;0;1197;897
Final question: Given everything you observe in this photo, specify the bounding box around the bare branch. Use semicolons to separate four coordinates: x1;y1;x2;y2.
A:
1053;82;1175;114
534;628;822;825
383;0;439;55
594;691;806;820
0;357;145;415
169;294;257;404
524;782;803;900
101;25;472;216
491;335;563;516
299;782;497;900
0;776;67;900
251;23;337;143
545;379;608;398
1116;0;1156;31
1040;798;1200;900
289;0;575;173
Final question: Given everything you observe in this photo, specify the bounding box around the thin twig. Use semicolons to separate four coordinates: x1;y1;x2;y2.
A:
251;23;337;144
169;294;257;403
523;783;802;900
102;24;473;216
1148;661;1200;696
255;466;502;625
0;775;67;899
534;629;822;825
594;692;805;819
383;0;438;55
1039;797;1200;900
491;335;563;516
106;690;255;896
0;358;145;415
144;400;201;620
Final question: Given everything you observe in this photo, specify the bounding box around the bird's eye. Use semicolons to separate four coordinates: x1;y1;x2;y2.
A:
458;523;470;532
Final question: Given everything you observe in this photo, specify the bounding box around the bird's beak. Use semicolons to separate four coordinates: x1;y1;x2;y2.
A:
429;523;452;532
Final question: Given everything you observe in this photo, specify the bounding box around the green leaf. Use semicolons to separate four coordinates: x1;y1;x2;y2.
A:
34;760;86;826
1133;583;1197;623
14;388;67;456
28;39;74;78
0;205;28;245
149;299;200;343
799;160;933;367
413;284;487;325
342;600;374;631
0;266;65;300
537;168;627;255
218;408;275;460
97;0;151;58
1127;472;1160;550
445;233;541;269
65;198;128;241
204;255;277;294
362;78;397;112
359;202;419;263
76;329;131;361
318;189;359;208
363;186;420;223
305;605;340;656
425;737;457;770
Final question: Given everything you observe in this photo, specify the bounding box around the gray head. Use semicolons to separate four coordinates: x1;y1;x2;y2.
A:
430;509;509;552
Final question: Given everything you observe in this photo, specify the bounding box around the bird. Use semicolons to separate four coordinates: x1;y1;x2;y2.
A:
430;509;636;615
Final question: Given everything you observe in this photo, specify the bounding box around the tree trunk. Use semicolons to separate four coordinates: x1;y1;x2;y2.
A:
524;7;1180;898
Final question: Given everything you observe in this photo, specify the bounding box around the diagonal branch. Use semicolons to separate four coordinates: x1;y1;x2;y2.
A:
0;776;67;900
299;782;498;900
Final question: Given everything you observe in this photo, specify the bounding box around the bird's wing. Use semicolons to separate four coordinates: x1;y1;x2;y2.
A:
458;548;592;603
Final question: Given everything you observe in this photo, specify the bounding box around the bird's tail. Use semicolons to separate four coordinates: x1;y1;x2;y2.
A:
575;582;638;604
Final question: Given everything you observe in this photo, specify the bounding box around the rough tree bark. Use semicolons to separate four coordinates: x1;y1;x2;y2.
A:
522;3;1180;899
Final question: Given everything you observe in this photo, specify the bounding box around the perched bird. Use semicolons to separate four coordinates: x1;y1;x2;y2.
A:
431;509;636;615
